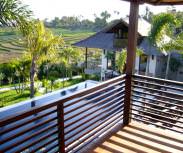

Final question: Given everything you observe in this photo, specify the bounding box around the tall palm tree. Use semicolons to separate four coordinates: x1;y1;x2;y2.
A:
0;0;32;26
23;21;64;98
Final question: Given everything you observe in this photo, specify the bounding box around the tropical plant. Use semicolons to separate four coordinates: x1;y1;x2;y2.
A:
11;56;31;94
149;12;183;79
22;21;64;98
116;50;127;74
116;48;143;74
59;47;82;80
0;0;32;26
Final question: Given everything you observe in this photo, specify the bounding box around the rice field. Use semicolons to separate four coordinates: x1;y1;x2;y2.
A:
0;28;93;63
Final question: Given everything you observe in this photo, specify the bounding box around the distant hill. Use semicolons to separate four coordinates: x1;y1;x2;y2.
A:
0;28;93;63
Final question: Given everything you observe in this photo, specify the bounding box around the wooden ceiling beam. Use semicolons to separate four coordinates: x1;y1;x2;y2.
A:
122;0;183;5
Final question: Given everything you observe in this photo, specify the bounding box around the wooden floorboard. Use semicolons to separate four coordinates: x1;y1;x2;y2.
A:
86;121;183;153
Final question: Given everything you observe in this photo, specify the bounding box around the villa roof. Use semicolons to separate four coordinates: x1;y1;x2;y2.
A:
139;38;167;56
73;18;151;50
122;0;183;5
73;33;117;51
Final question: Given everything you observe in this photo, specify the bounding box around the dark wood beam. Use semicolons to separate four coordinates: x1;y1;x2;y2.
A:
122;0;183;5
124;1;139;126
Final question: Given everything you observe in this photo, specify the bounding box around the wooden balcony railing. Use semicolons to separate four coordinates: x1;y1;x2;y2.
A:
0;75;125;153
0;74;182;153
131;74;183;134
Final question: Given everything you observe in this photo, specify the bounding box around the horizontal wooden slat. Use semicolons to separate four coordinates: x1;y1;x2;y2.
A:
0;75;125;126
133;84;183;98
66;106;123;145
30;137;58;153
133;88;182;103
132;94;183;109
132;98;183;118
64;84;124;115
66;115;123;152
132;108;183;129
133;79;183;92
2;129;58;153
65;105;124;141
64;90;124;122
133;74;183;86
0;109;57;135
65;95;124;133
131;103;183;124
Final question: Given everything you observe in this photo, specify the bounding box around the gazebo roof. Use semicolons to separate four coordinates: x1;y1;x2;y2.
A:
122;0;183;5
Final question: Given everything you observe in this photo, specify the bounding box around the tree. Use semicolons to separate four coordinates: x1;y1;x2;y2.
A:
141;6;153;22
0;0;32;26
149;13;182;79
94;11;111;31
22;21;64;98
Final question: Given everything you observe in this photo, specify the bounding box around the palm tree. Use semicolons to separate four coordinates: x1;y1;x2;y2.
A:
23;21;64;98
0;0;32;26
149;13;182;79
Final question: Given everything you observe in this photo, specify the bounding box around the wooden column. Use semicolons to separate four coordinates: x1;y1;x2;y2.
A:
123;1;139;126
85;47;88;69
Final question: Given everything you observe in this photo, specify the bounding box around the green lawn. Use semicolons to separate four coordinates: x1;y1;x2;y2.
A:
0;90;31;107
0;78;84;107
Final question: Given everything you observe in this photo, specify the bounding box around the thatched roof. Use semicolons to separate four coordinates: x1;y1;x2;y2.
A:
122;0;183;5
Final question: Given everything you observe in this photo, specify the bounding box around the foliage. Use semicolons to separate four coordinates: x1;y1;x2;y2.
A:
0;0;32;27
116;48;143;74
21;20;64;98
0;72;5;86
116;50;127;74
58;47;82;79
44;11;111;31
149;13;177;47
149;12;183;54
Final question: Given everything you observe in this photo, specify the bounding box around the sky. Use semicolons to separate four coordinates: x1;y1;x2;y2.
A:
22;0;183;21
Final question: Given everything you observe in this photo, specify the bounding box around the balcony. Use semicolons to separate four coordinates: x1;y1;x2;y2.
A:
0;74;182;153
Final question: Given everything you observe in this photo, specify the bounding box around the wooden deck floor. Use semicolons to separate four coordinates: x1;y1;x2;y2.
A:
87;121;183;153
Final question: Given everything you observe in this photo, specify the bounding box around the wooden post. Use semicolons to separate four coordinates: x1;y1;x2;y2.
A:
57;103;66;153
85;47;88;69
123;1;139;126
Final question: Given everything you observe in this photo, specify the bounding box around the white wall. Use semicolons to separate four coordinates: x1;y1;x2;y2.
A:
135;56;140;73
101;50;107;80
148;55;157;76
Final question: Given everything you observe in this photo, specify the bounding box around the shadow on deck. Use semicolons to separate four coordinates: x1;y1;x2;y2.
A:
86;121;183;153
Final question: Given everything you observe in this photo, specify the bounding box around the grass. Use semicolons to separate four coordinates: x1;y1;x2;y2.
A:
0;78;84;107
0;90;30;107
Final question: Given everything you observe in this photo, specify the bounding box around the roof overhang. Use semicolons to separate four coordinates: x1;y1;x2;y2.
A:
122;0;183;5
